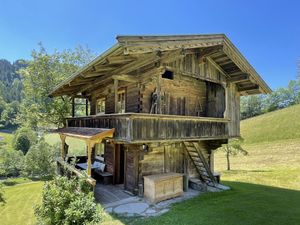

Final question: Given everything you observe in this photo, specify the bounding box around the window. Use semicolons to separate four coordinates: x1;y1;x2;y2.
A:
162;70;174;80
95;143;105;157
117;89;126;113
96;98;105;114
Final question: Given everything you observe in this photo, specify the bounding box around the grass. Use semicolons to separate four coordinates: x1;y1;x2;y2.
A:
0;131;14;150
241;104;300;144
45;133;86;155
126;182;300;225
0;181;43;225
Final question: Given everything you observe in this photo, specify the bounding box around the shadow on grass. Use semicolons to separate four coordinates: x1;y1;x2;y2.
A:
222;169;273;174
1;176;52;186
108;181;300;225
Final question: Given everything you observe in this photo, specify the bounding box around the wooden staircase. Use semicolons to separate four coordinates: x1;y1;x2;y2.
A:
183;141;217;187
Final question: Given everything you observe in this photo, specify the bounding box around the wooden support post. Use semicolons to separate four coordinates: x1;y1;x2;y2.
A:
72;98;75;117
87;141;92;177
210;150;214;173
114;79;119;113
85;99;88;116
59;134;66;159
224;83;229;119
156;73;161;114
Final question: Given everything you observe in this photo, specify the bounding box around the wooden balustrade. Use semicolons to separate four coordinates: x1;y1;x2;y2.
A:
66;113;229;143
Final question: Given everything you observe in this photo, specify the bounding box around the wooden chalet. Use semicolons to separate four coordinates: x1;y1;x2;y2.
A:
50;34;271;200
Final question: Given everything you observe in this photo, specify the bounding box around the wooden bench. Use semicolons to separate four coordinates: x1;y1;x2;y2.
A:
94;170;113;185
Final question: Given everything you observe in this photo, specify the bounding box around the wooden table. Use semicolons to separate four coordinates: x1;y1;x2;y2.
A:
144;172;183;203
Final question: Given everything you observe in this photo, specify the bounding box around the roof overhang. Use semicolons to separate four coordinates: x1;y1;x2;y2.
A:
49;34;271;97
54;127;115;142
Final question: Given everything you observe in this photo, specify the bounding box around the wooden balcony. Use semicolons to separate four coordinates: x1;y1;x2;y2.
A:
66;113;229;143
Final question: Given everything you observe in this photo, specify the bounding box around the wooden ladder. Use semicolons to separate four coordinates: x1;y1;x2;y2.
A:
183;141;217;187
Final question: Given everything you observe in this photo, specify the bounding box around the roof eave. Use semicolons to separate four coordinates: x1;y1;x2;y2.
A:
49;43;122;97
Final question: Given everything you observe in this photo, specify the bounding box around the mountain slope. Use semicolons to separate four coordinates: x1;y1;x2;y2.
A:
241;104;300;144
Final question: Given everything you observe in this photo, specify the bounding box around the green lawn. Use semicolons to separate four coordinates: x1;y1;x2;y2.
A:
126;182;300;225
0;131;14;150
241;104;300;144
0;182;43;225
45;133;86;155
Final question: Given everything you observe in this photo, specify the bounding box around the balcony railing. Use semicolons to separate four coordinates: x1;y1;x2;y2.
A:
66;113;229;143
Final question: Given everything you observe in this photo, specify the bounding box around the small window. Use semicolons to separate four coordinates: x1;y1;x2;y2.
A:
96;98;105;114
162;70;174;80
117;89;126;113
95;143;105;157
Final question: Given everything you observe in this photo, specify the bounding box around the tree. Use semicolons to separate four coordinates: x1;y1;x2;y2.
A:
217;138;248;171
23;138;59;178
240;95;264;119
0;100;19;128
18;44;95;129
35;176;102;225
12;126;37;154
0;143;24;177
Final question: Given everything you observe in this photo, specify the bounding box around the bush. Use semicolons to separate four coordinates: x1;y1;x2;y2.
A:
13;127;37;154
35;176;102;225
23;138;59;178
0;144;24;177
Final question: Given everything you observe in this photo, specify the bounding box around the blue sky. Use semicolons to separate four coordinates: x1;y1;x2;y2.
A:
0;0;299;89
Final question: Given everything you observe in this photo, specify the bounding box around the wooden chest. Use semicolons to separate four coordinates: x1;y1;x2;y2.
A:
143;172;183;203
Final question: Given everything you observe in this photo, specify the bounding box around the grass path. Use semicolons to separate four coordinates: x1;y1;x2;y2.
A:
0;182;43;225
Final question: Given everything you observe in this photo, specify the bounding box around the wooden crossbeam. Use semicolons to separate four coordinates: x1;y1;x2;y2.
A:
206;56;228;77
238;84;259;92
111;52;161;75
106;55;136;64
227;73;249;83
112;75;138;83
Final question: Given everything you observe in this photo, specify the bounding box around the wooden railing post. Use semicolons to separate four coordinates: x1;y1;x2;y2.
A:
59;134;66;159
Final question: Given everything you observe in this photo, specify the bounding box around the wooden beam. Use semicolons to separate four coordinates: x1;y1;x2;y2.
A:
112;75;138;83
77;74;112;94
85;99;88;116
111;52;161;75
238;84;259;92
206;56;228;78
114;79;119;113
71;98;75;117
106;55;136;64
227;73;249;83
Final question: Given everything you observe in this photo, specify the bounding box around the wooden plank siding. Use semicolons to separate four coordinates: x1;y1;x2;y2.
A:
66;113;229;143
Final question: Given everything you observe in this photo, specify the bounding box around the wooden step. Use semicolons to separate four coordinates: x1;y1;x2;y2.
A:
194;162;204;167
189;152;199;157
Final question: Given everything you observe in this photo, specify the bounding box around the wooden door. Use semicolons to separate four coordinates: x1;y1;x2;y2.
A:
114;144;125;184
206;82;225;118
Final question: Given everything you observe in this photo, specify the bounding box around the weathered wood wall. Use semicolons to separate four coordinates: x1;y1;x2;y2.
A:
125;83;141;113
164;54;226;84
124;144;140;193
104;142;114;174
226;83;240;137
140;74;207;116
206;82;226;118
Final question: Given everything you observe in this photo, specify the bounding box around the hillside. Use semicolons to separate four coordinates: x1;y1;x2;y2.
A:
241;104;300;144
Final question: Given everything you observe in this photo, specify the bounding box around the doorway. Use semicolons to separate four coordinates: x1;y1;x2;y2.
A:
114;144;125;184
